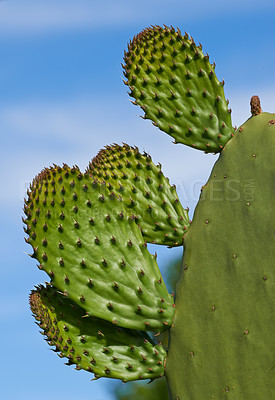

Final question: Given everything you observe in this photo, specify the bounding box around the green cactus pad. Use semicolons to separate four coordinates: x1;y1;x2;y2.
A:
24;164;175;332
88;143;190;246
30;285;167;382
166;112;275;398
123;26;234;152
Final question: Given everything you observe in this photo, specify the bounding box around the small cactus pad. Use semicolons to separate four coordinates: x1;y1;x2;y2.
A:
123;26;234;152
166;112;275;398
30;285;167;381
88;143;190;246
24;164;175;332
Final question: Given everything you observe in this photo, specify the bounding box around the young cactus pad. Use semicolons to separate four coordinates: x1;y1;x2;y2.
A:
30;284;167;381
88;143;190;246
123;25;234;152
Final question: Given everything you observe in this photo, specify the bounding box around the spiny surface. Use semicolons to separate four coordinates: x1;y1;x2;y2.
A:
30;285;167;381
166;112;275;399
23;164;175;332
88;143;190;246
123;25;234;152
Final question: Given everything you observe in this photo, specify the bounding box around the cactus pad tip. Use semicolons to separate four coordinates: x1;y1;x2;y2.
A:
250;95;262;116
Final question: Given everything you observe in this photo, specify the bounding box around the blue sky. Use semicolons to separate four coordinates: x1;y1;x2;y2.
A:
1;1;274;399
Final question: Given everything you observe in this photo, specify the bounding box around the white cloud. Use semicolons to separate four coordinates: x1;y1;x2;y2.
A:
0;0;274;35
1;87;274;210
0;0;127;34
0;96;212;212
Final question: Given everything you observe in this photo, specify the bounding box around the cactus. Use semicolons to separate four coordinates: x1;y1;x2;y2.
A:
88;143;190;246
30;284;166;381
123;26;234;152
24;160;177;332
24;25;275;398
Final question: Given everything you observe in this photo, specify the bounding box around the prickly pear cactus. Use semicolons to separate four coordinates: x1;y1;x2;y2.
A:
24;25;275;399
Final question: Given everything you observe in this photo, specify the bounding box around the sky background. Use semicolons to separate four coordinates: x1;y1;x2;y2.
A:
1;1;274;399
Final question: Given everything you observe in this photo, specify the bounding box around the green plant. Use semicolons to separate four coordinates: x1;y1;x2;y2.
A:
24;26;275;398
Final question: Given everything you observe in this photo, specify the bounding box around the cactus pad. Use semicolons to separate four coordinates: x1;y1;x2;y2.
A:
123;25;234;152
24;163;175;332
166;112;275;398
88;143;190;246
30;285;167;381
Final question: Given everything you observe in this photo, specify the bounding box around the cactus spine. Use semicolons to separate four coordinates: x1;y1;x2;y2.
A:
24;25;275;398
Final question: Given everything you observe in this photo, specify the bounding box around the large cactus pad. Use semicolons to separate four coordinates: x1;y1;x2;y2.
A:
166;112;275;398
